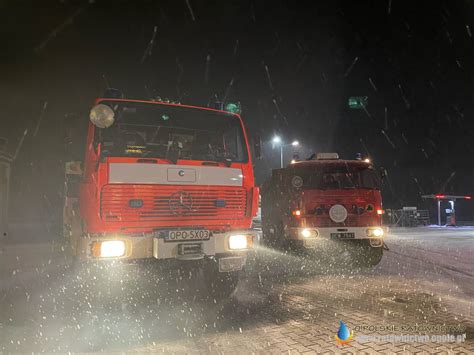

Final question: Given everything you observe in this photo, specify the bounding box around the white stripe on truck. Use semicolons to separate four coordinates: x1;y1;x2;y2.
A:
109;163;243;186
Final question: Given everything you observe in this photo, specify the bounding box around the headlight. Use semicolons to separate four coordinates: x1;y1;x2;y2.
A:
228;234;253;250
92;240;126;258
367;228;384;238
301;228;318;238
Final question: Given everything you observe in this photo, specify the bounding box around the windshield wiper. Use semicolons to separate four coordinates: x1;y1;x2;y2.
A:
193;152;234;167
212;157;233;167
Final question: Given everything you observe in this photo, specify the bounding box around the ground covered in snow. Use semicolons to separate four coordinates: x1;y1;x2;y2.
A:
0;227;473;353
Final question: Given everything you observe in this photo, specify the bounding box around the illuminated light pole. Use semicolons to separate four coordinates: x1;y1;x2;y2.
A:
272;136;283;168
273;136;299;168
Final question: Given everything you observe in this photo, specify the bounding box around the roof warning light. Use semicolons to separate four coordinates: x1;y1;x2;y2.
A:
316;153;339;160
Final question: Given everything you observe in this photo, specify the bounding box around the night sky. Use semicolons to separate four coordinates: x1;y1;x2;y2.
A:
1;0;474;225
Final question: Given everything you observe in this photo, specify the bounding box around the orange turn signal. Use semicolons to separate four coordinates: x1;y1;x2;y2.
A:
292;210;302;217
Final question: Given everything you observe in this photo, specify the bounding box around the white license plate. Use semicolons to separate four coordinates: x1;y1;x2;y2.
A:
165;229;211;242
331;232;355;239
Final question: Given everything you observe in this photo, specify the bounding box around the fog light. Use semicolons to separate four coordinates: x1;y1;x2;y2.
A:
301;228;318;238
92;240;126;258
367;228;384;238
228;234;253;250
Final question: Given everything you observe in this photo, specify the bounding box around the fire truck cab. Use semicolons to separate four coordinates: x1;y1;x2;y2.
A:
261;153;385;267
63;97;259;297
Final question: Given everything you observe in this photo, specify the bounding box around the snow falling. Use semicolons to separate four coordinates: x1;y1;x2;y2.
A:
1;1;473;353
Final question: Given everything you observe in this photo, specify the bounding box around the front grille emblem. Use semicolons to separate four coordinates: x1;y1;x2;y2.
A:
169;191;193;215
129;199;143;208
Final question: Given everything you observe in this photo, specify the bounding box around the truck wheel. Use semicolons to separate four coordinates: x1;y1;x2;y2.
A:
262;221;278;248
263;220;288;250
202;262;240;301
275;221;287;248
262;228;276;248
355;246;383;268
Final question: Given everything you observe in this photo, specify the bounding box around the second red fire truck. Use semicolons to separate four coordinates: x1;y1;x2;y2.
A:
261;153;386;267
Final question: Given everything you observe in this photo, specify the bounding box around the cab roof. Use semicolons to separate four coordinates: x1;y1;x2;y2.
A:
288;159;372;169
94;98;241;118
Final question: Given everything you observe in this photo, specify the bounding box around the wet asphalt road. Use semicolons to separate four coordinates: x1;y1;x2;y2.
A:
0;227;473;353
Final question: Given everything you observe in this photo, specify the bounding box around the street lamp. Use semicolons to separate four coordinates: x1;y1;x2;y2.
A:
272;136;300;168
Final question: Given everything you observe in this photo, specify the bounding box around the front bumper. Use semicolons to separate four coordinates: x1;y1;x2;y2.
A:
75;230;257;269
286;226;387;248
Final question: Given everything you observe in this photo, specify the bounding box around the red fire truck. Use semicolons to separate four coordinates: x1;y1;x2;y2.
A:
63;97;259;296
261;153;386;267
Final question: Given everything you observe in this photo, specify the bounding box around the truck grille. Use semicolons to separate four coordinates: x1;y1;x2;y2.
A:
101;185;247;222
312;215;361;227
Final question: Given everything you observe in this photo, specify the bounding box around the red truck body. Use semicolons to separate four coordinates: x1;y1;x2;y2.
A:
286;159;383;230
79;99;258;236
262;153;385;266
65;98;258;281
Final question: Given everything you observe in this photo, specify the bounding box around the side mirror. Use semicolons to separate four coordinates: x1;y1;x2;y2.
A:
380;167;388;180
253;135;262;160
65;161;83;197
65;161;83;176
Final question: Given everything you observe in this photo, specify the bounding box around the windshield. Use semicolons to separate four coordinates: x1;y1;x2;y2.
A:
290;166;381;190
95;101;248;163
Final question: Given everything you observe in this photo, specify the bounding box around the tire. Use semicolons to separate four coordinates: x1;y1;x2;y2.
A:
353;245;383;268
264;220;290;250
261;213;279;248
262;223;278;248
